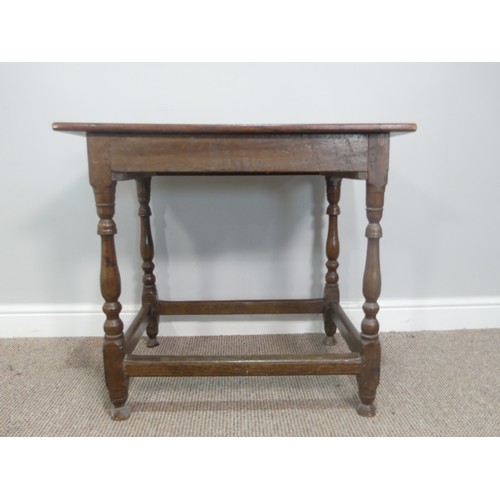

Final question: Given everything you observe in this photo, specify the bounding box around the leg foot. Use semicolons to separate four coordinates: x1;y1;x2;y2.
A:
323;335;337;346
357;402;376;417
111;405;131;421
146;337;160;348
323;306;337;346
145;307;159;348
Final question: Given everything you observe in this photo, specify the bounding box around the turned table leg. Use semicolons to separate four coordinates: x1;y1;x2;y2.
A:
323;176;342;346
136;177;159;348
93;183;130;420
357;135;389;417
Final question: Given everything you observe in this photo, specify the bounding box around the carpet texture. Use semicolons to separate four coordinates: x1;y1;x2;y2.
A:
1;329;498;436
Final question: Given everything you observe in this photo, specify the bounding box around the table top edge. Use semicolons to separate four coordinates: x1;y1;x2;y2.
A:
52;122;417;135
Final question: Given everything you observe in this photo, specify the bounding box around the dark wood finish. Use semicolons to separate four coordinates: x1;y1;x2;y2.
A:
136;177;159;348
323;176;342;345
87;134;130;420
53;122;417;135
55;122;415;421
91;182;130;421
330;304;362;353
107;134;368;174
123;304;151;355
124;353;362;377
356;134;389;417
158;299;324;316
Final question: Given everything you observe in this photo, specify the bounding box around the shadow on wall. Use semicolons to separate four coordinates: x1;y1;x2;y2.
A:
27;170;441;308
147;174;372;335
381;166;456;300
24;173;143;304
150;174;364;302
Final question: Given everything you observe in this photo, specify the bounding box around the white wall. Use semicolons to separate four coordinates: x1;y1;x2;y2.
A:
1;63;499;336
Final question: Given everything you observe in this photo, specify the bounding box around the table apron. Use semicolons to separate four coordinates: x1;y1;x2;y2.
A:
105;134;369;174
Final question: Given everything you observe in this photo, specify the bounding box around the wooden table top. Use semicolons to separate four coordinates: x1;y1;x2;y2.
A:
52;122;417;135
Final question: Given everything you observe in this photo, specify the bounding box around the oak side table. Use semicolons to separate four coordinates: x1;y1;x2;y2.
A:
53;122;416;420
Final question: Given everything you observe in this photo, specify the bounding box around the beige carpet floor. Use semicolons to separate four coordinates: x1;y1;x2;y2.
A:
1;329;498;436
